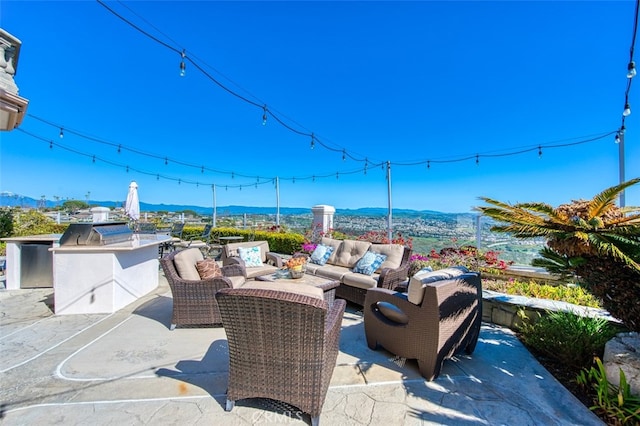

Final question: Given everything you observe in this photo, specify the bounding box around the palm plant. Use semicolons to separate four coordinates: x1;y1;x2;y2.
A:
476;178;640;332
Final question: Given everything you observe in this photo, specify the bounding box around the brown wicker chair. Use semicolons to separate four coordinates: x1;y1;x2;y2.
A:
363;270;482;380
160;249;245;330
215;287;346;426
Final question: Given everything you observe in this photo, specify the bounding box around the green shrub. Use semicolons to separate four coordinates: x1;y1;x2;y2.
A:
517;310;620;369
12;210;63;236
577;357;640;425
0;208;14;238
503;280;601;308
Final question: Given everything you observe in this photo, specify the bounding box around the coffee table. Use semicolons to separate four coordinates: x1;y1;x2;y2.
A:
255;273;339;305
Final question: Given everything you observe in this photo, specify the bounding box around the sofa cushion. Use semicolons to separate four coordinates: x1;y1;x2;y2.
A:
244;264;279;279
227;275;246;289
238;246;262;267
320;237;343;265
332;239;372;268
352;251;387;275
407;266;469;305
370;244;405;272
309;244;334;266
173;248;205;281
195;259;222;279
240;281;324;300
342;271;379;290
313;264;350;282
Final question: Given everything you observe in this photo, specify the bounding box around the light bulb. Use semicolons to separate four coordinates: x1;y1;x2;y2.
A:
59;128;64;138
615;133;621;144
179;50;186;77
623;103;631;117
628;61;637;78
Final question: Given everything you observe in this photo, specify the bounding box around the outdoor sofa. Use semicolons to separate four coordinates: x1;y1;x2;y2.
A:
304;237;412;305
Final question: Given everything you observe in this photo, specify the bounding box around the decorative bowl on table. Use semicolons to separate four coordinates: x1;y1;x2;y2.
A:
289;266;305;279
285;255;308;279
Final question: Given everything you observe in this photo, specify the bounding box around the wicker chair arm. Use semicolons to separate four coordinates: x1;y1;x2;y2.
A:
364;287;423;317
221;263;246;277
265;252;284;267
325;299;346;333
377;262;410;290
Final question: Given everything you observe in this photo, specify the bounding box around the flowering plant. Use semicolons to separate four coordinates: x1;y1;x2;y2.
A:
285;256;307;269
356;230;413;248
409;243;513;276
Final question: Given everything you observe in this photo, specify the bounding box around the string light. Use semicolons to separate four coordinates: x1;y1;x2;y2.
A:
342;149;346;161
623;103;632;116
310;133;315;149
117;144;121;154
179;50;186;77
92;155;96;163
475;155;479;166
628;61;637;78
427;160;430;170
165;157;168;165
126;165;129;173
49;140;53;149
538;146;542;158
59;128;64;138
615;132;621;144
262;105;268;126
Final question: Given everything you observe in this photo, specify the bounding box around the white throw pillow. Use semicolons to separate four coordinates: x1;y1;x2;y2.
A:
238;246;262;267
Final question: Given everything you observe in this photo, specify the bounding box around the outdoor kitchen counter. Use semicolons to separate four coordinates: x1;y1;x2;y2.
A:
49;234;170;315
2;234;62;289
49;234;170;252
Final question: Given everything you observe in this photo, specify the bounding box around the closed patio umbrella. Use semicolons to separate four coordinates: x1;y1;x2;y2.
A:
124;181;140;221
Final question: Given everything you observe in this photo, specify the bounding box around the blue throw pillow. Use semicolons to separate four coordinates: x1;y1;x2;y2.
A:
353;251;387;275
310;244;334;265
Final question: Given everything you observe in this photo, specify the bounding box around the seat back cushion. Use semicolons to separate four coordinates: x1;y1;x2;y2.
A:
332;239;372;268
407;266;469;305
174;248;205;281
370;244;405;271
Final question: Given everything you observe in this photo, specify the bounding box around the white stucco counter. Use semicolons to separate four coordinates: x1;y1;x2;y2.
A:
2;234;62;289
49;234;170;315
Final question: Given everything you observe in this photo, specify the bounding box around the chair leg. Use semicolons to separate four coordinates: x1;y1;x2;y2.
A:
225;399;234;412
310;415;319;426
170;323;176;331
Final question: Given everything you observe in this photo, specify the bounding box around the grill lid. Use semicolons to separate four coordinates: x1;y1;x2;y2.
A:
59;222;133;246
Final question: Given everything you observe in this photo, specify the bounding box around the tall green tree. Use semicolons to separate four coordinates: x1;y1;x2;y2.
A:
476;178;640;332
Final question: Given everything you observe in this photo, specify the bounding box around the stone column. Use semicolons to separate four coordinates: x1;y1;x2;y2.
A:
311;205;335;242
91;207;110;223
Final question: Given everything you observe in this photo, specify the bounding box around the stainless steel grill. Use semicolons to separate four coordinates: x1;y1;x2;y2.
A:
59;222;133;246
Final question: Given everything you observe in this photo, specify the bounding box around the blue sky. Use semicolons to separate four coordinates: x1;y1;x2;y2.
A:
1;1;638;213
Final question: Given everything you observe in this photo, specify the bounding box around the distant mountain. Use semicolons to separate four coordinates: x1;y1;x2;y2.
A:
0;192;473;217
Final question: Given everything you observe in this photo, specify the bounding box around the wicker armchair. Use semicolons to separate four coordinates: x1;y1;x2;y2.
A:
160;249;245;330
364;270;482;380
215;287;346;426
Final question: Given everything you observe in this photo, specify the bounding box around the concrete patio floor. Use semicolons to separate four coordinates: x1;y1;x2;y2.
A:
0;271;603;425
